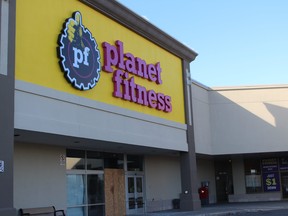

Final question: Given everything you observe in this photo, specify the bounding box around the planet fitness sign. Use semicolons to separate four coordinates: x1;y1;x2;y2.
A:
102;40;172;113
58;12;101;90
58;12;172;113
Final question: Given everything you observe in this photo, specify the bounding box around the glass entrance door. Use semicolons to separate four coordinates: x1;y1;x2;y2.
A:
215;160;234;203
126;176;144;214
281;172;288;198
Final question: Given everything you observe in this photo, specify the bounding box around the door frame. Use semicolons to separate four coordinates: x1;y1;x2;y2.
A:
214;160;234;203
125;172;145;215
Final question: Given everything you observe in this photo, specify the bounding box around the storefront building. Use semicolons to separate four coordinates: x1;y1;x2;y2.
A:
0;0;199;215
193;82;288;204
2;1;288;216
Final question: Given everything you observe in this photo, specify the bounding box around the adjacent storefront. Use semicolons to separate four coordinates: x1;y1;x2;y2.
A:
193;84;288;204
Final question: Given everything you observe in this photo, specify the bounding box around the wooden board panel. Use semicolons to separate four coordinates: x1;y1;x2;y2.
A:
104;169;126;216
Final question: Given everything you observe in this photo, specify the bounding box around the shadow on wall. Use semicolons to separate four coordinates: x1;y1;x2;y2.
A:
206;88;288;154
265;103;288;140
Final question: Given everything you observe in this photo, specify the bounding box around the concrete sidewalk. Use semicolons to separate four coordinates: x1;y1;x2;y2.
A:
131;201;288;216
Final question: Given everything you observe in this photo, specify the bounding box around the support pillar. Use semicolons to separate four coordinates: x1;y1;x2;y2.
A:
0;0;16;215
179;60;201;211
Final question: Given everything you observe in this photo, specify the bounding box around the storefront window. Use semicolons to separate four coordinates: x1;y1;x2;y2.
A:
88;205;104;216
66;150;85;170
87;152;104;170
87;174;105;216
66;150;126;215
67;174;85;206
67;174;87;216
66;150;106;216
127;155;143;171
87;174;104;204
104;153;124;169
67;207;86;216
244;159;262;193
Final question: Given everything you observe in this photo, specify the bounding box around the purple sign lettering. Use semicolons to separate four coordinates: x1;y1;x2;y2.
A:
102;40;171;113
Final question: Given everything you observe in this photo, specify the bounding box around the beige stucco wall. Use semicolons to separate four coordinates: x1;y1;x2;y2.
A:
14;143;66;211
144;155;181;211
192;83;288;155
191;82;212;155
210;86;288;154
196;158;216;203
231;157;246;195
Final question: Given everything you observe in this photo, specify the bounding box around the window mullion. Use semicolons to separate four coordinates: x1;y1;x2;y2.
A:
85;151;88;216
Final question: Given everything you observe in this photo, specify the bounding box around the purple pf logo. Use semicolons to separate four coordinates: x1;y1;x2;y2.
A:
57;11;101;90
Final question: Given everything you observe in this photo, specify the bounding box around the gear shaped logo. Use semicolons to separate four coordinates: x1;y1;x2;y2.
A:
57;11;101;90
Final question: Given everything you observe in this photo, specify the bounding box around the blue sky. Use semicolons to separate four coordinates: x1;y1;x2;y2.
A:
117;0;288;87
